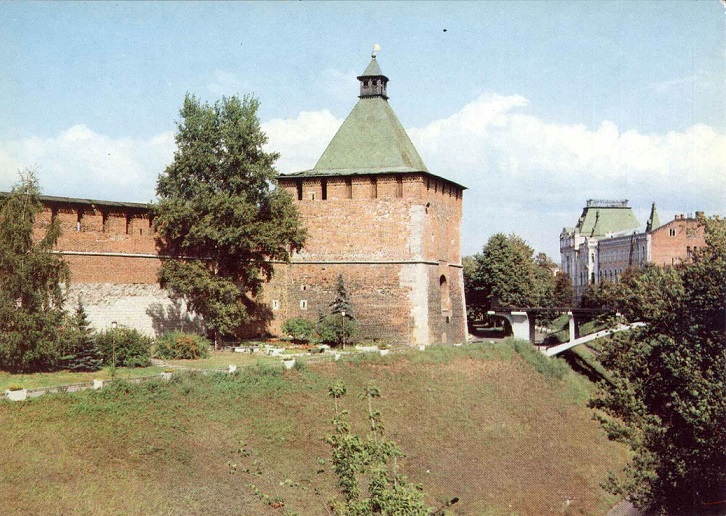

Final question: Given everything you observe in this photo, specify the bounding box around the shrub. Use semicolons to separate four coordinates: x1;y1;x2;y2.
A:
316;314;360;348
154;331;211;360
95;327;152;367
281;318;316;343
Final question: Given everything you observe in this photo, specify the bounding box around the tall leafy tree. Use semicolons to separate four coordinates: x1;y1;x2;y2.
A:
552;271;574;307
0;170;69;372
591;216;726;513
465;233;556;312
155;94;306;344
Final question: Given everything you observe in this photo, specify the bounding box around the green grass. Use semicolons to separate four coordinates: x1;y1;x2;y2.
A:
0;341;628;515
0;365;165;391
0;351;298;391
162;350;282;369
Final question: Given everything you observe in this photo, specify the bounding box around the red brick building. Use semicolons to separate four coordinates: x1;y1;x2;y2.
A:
25;55;468;345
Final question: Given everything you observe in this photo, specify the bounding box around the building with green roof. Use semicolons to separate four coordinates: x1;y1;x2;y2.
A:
561;200;705;301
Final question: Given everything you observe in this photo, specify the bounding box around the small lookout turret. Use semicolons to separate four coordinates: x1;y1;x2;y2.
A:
358;53;389;100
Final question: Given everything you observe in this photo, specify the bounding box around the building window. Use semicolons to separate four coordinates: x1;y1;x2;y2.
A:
321;179;327;200
299;300;308;310
300;284;307;291
669;228;676;237
395;175;403;198
296;180;303;201
272;300;280;311
345;178;352;199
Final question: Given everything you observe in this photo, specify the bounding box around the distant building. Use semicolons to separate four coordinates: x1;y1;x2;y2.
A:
560;200;706;301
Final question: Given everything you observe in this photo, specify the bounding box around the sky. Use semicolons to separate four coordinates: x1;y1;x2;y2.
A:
1;1;724;259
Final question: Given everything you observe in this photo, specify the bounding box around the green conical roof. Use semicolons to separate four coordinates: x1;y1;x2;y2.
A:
311;97;428;174
360;57;385;77
282;56;465;189
646;203;661;232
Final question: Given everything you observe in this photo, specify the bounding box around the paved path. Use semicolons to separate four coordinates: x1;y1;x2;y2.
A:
607;500;644;516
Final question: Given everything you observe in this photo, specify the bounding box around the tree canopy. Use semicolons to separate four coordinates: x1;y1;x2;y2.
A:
154;94;306;342
591;215;726;513
0;170;69;372
465;233;558;317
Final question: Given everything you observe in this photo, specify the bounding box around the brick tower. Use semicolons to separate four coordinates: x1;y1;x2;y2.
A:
272;54;467;345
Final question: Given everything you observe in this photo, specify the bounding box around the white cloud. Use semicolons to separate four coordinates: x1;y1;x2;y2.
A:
408;93;726;257
262;110;343;174
0;125;174;202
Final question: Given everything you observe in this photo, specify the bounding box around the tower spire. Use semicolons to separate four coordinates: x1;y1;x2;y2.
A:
358;48;389;100
646;202;661;232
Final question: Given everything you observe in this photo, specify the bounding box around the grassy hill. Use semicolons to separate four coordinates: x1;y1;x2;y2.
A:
0;341;628;515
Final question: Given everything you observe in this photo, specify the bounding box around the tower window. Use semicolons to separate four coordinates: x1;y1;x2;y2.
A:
669;228;676;237
125;215;131;235
300;300;308;310
395;175;403;198
345;178;352;199
272;300;280;311
296;180;303;201
321;179;327;200
370;177;377;199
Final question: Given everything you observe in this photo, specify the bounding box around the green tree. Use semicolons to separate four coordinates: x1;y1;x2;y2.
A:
552;271;574;307
61;300;103;372
317;275;360;348
330;274;355;318
465;233;556;313
155;94;306;345
591;216;726;514
0;170;69;372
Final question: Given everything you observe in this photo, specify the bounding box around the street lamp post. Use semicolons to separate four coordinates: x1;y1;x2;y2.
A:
340;310;346;350
111;321;118;375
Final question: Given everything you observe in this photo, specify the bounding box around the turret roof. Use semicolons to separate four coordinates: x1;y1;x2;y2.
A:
282;55;466;190
646;202;662;232
360;57;385;77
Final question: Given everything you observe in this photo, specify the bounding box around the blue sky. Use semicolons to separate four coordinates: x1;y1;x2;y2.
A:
1;1;724;258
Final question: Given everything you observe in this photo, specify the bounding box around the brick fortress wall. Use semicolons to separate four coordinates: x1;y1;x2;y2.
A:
32;174;467;346
35;197;197;336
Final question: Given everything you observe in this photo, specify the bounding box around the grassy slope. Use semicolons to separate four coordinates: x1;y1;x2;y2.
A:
0;352;281;390
0;341;627;515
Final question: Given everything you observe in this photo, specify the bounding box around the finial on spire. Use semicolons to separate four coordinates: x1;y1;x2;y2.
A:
372;44;381;58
